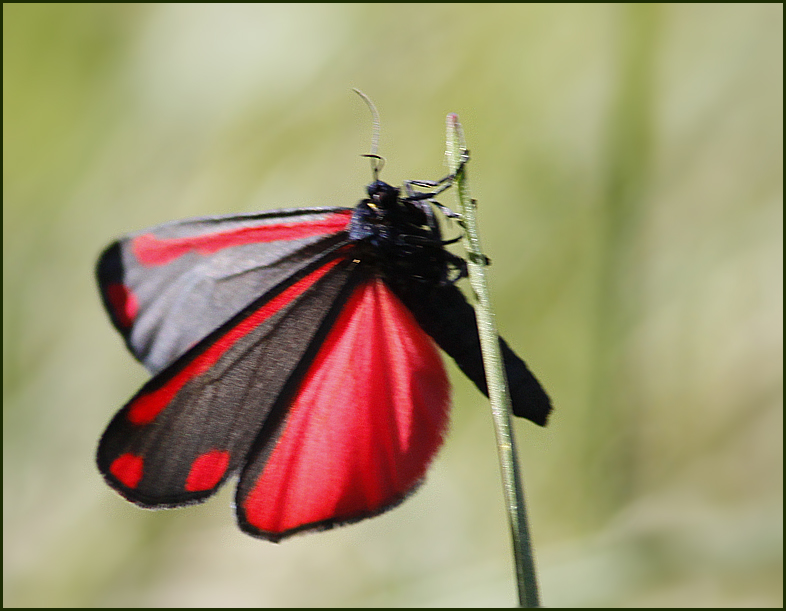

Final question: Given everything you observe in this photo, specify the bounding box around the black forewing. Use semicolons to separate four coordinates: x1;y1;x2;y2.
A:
97;250;357;508
388;280;552;426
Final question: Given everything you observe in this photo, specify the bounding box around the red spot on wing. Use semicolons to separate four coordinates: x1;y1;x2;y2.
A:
126;258;343;425
109;453;144;489
133;211;352;266
186;449;230;492
105;283;139;328
241;278;450;537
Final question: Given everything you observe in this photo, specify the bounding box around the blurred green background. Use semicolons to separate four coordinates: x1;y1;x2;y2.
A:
3;4;782;607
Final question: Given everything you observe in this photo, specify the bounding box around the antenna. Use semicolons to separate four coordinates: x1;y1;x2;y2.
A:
352;88;384;180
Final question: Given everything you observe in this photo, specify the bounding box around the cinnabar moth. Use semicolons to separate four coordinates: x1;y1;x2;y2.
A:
96;147;551;542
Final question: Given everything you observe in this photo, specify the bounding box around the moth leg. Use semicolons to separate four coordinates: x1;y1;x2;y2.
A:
403;154;469;220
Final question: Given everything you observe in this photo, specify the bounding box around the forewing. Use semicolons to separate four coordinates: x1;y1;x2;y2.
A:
235;275;451;541
389;281;552;426
97;207;352;373
96;255;356;507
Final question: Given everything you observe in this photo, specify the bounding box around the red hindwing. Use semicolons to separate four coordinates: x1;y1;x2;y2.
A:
236;277;450;541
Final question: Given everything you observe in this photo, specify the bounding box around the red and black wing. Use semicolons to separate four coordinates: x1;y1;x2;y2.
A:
97;252;358;507
97;207;353;374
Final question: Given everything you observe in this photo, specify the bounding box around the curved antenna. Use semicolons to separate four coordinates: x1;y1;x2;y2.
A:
352;88;384;180
352;88;380;156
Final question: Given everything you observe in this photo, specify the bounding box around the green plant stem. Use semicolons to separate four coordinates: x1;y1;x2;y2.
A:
445;114;540;608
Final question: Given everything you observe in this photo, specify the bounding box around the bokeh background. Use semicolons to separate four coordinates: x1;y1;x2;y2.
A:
3;4;782;607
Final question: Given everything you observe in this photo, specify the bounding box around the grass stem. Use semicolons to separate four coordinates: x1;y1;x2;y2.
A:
446;113;541;608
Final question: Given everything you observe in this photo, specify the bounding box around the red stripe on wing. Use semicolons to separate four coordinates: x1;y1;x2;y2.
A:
126;257;343;425
238;277;450;539
133;211;352;266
